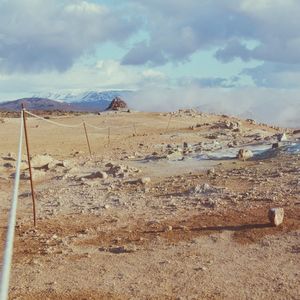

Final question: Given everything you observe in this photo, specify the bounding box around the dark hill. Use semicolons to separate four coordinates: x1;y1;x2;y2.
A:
0;98;77;111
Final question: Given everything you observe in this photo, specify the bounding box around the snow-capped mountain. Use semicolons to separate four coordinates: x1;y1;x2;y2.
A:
32;90;132;103
31;90;133;111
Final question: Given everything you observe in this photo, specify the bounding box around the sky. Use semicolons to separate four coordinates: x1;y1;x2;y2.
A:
0;0;299;126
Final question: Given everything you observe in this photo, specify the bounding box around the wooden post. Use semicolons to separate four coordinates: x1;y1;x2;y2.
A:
83;122;92;157
21;104;37;227
133;123;137;135
107;127;111;146
166;114;172;132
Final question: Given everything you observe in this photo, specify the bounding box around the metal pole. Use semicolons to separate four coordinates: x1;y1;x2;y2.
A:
0;110;24;300
21;104;37;227
83;121;92;157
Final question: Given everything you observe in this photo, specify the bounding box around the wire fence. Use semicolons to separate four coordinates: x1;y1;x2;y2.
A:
0;108;177;299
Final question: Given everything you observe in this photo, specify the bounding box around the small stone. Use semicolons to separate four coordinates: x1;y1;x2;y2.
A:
207;168;215;175
178;225;189;231
272;143;279;149
31;154;54;168
20;169;46;180
5;152;17;160
277;133;287;142
237;149;253;161
166;151;183;161
268;208;284;226
85;171;108;179
164;225;173;232
139;177;151;185
3;162;14;168
62;160;74;168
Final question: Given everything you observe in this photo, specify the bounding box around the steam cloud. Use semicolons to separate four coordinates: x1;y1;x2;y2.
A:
127;86;300;128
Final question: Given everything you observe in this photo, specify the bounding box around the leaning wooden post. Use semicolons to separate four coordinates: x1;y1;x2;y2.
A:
83;121;92;157
21;104;37;227
107;127;111;146
133;123;137;135
166;114;172;132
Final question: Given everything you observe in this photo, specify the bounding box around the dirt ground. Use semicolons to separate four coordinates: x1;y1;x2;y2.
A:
0;110;299;299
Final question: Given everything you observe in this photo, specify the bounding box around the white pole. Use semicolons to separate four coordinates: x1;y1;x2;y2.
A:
0;110;24;300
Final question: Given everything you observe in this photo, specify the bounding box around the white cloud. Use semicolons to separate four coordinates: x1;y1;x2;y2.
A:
0;0;138;73
124;0;300;68
0;59;169;99
65;1;108;14
142;69;166;80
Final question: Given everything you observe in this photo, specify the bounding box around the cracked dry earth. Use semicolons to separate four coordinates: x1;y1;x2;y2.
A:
0;111;299;299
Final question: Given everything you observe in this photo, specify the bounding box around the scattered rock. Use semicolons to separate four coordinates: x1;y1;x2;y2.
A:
2;152;17;161
105;163;139;178
190;183;222;195
207;168;215;176
47;160;61;170
85;171;108;179
3;162;14;168
272;143;280;149
139;177;151;185
277;133;287;142
164;225;173;232
268;208;284;226
62;160;74;169
246;119;256;125
98;246;136;254
237;149;253;161
225;121;241;130
31;154;54;168
20;169;46;180
166;151;183;161
66;167;79;174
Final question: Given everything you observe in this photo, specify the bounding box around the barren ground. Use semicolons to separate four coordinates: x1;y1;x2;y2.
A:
0;110;299;299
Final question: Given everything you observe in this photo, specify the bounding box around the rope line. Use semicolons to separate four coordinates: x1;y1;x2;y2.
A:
84;122;107;131
85;122;135;131
25;110;142;131
25;110;84;128
0;111;24;300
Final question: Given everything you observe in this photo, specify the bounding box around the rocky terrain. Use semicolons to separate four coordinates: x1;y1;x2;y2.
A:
0;110;299;299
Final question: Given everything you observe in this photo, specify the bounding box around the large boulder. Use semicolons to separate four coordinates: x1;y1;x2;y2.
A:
106;97;128;111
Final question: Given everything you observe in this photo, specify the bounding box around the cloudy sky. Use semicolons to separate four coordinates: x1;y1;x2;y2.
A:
0;0;299;125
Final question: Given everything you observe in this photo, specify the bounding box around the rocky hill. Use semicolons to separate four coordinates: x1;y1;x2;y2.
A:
106;97;128;111
0;98;77;112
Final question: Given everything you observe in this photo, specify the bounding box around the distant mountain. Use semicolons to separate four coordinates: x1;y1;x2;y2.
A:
0;90;133;112
0;98;77;112
31;90;133;112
